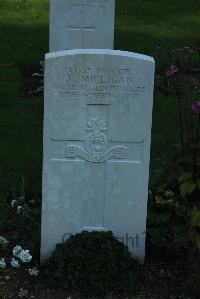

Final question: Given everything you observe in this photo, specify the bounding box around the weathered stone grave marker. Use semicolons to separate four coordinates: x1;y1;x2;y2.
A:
49;0;115;51
41;49;155;260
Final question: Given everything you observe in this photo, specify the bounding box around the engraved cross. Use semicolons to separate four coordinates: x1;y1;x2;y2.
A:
51;110;144;233
67;0;96;48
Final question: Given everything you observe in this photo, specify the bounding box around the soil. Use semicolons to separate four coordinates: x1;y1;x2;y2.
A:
0;259;200;299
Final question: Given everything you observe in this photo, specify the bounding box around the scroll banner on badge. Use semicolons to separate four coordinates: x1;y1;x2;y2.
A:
65;145;127;163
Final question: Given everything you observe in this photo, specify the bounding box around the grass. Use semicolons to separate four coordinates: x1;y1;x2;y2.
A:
115;0;200;54
0;0;49;67
0;0;48;197
0;68;43;195
0;0;199;197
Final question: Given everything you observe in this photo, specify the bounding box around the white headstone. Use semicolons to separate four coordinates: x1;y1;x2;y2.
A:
41;49;155;260
49;0;115;52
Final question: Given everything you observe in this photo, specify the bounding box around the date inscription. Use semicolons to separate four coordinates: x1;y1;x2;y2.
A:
70;0;109;6
50;65;146;101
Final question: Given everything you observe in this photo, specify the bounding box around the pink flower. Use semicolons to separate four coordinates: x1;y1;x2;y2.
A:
192;102;200;113
166;64;178;77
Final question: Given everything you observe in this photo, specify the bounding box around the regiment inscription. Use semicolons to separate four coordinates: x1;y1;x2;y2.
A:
50;65;146;101
65;118;127;162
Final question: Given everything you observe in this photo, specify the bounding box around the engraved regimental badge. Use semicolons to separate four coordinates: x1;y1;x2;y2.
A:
65;118;127;163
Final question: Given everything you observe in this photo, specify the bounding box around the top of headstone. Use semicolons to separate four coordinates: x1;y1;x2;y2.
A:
45;49;155;63
49;0;115;51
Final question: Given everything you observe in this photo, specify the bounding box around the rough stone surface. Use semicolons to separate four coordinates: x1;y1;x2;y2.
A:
41;49;155;260
49;0;115;51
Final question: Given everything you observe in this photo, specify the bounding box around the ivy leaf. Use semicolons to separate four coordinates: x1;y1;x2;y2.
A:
197;179;200;189
196;236;200;249
190;210;200;228
178;172;192;183
180;180;196;197
149;212;172;225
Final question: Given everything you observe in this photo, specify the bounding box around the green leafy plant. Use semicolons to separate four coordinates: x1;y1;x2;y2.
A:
32;60;44;94
0;235;39;277
148;45;200;258
155;45;200;158
178;171;200;198
147;188;193;258
42;231;140;298
1;177;41;257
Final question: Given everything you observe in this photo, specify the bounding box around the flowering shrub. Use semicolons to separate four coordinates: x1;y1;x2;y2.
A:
155;44;200;191
149;49;200;248
0;258;6;270
29;267;40;276
192;102;200;113
13;245;23;258
3;183;41;259
0;236;39;276
13;245;32;263
11;258;20;268
0;236;9;247
166;64;178;76
19;249;32;263
0;177;41;280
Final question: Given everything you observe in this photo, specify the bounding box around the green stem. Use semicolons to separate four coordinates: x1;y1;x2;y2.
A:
177;93;185;156
193;113;200;178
